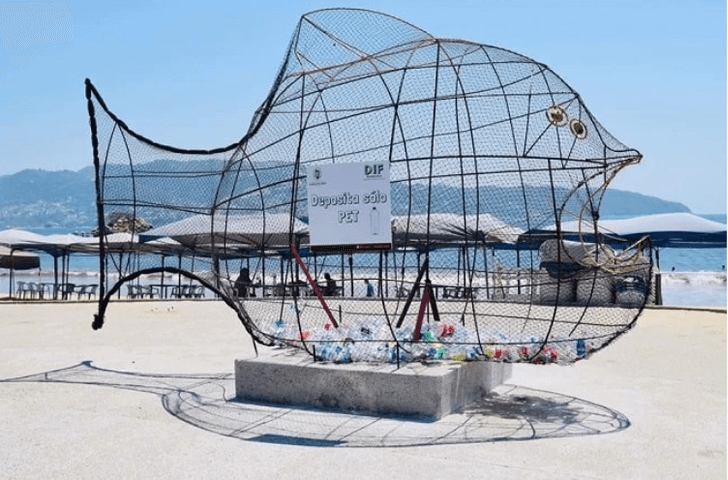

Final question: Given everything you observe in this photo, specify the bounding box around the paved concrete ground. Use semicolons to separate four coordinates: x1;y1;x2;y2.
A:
0;301;724;479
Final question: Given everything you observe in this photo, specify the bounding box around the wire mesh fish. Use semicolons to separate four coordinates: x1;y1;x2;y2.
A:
86;8;651;364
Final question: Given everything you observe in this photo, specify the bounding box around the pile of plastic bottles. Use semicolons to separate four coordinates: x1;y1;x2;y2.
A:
265;317;593;365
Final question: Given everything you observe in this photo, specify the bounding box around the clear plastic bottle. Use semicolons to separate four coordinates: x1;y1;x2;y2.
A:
370;206;379;235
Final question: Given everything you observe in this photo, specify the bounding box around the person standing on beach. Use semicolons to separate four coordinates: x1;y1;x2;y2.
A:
234;267;253;297
365;279;375;297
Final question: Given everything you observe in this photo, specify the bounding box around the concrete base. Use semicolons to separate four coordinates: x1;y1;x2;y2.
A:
235;348;512;420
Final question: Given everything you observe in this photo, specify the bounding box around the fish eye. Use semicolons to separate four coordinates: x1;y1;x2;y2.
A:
546;106;568;126
570;119;587;139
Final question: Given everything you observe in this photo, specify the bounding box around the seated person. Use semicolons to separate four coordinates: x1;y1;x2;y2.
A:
322;272;338;296
234;267;254;297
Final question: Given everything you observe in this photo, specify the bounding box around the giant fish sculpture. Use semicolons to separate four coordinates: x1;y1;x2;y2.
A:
86;8;651;364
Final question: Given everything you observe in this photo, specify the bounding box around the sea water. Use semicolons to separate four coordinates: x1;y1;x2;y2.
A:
652;213;726;307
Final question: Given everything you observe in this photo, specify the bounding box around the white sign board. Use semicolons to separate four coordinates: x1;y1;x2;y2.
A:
307;162;392;252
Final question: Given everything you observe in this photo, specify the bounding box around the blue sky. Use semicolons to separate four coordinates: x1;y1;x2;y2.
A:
0;0;725;213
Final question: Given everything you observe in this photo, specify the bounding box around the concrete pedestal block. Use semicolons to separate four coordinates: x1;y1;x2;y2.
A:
235;348;512;419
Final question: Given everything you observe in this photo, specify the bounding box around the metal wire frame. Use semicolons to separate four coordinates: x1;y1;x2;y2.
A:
85;8;650;365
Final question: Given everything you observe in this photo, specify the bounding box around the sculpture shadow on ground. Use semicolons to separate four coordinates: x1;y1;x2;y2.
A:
1;361;629;448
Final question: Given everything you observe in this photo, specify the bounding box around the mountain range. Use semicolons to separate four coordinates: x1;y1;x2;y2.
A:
0;167;691;233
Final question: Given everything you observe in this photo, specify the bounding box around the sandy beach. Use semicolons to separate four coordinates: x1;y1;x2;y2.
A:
0;299;724;479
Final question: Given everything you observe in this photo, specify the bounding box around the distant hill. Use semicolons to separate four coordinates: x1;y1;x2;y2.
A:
0;168;97;232
0;166;691;233
599;189;690;218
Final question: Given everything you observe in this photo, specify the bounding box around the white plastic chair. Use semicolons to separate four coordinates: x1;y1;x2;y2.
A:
76;284;98;300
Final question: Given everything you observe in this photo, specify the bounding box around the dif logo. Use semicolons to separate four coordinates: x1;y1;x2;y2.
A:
364;164;384;177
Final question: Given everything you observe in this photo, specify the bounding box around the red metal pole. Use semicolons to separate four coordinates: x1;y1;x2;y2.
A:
290;244;338;328
413;284;430;342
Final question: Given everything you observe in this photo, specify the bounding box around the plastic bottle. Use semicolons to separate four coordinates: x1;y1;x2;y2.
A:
272;318;286;345
370;206;380;235
576;339;586;358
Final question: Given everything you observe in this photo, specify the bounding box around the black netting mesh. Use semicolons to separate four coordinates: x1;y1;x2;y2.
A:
86;8;652;365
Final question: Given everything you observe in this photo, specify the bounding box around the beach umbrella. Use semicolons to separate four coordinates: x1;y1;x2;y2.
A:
0;232;98;299
0;230;63;298
391;213;466;245
0;228;48;247
455;214;524;245
390;213;523;297
0;231;72;298
596;213;726;248
391;213;522;246
525;212;727;249
0;246;40;270
0;245;40;298
0;232;151;298
139;213;309;251
98;232;139;252
33;233;81;299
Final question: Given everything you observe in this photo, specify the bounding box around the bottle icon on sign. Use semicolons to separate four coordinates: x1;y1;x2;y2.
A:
370;207;379;235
